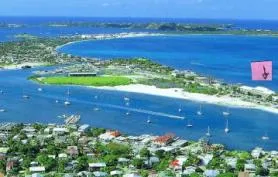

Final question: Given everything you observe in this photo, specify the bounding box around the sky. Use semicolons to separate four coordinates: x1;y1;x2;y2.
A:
0;0;278;20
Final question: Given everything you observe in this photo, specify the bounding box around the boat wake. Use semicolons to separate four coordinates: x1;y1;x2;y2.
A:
92;102;185;120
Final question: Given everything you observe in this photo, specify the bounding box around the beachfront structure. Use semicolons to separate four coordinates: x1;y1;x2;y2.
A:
153;134;174;146
239;86;275;98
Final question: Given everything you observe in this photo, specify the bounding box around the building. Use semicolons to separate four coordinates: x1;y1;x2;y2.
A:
67;146;79;157
244;164;256;173
203;170;220;177
88;163;106;171
239;86;275;98
29;166;45;174
153;134;174;146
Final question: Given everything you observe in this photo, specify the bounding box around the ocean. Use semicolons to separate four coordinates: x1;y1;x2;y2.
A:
1;16;278;150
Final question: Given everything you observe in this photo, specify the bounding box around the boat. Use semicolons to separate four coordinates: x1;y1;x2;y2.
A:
147;116;151;124
178;104;182;113
224;119;230;133
126;111;130;116
186;120;193;128
64;101;71;106
57;114;67;119
0;90;3;94
223;108;230;116
22;95;30;99
206;126;211;137
55;100;59;103
125;102;130;106
124;97;130;102
64;115;81;124
37;88;43;92
261;132;270;140
0;109;6;112
93;107;100;111
197;105;203;116
64;88;71;106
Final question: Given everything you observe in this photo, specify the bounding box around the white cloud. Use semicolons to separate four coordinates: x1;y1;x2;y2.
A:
102;3;110;7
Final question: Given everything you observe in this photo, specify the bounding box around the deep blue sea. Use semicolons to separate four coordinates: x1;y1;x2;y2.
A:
1;17;278;150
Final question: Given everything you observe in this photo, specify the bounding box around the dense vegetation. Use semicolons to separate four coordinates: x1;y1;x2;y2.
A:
38;76;132;87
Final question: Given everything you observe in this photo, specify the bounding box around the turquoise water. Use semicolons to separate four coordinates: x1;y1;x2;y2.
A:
59;35;278;91
0;68;278;151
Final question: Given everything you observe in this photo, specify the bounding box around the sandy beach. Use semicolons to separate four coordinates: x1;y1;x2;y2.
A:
92;84;278;114
55;32;164;51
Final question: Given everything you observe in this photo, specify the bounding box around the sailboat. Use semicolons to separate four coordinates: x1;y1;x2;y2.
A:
222;108;230;116
64;88;71;106
224;119;230;133
206;126;211;137
186;119;193;128
197;105;203;116
178;105;182;113
261;132;270;140
93;95;100;111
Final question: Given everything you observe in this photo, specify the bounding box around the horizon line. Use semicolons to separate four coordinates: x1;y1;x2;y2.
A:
0;15;278;22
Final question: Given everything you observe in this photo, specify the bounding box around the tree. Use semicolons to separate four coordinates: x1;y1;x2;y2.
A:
132;159;144;169
236;159;245;171
256;167;269;176
217;172;236;177
0;160;6;174
155;150;165;159
76;155;88;171
37;154;56;172
103;154;118;167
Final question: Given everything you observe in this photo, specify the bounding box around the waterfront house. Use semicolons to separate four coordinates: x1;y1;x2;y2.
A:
153;134;174;146
251;147;263;159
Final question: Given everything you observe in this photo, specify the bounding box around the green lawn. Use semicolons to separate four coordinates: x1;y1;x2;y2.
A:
40;76;132;86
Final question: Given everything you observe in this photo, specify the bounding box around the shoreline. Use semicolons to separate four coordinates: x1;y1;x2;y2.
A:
90;84;278;114
55;32;165;51
0;62;50;71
